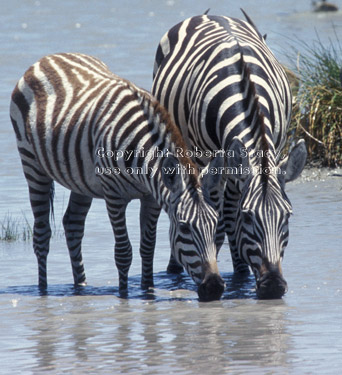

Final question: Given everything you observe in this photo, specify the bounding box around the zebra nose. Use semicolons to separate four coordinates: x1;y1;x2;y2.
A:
198;273;225;302
256;271;288;299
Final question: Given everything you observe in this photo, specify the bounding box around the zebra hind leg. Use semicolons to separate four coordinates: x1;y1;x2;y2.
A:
139;195;162;289
27;175;54;289
63;192;92;286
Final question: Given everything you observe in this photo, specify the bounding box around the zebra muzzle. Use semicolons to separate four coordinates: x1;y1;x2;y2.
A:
256;269;288;299
198;273;226;302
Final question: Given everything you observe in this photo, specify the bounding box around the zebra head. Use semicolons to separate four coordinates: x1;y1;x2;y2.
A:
228;138;307;299
161;154;226;301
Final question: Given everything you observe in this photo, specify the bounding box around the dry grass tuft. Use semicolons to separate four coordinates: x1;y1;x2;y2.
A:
285;33;342;167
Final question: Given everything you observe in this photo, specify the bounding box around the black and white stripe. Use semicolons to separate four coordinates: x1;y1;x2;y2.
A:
152;13;307;298
11;52;225;300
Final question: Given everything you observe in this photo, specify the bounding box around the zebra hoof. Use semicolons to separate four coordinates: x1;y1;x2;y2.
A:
75;280;87;287
198;273;225;301
38;282;48;295
118;288;129;299
141;280;154;290
166;262;184;274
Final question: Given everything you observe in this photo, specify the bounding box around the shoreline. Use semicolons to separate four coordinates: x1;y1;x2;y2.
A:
297;166;342;182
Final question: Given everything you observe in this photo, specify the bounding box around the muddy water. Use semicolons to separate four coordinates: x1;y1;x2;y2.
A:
1;1;342;374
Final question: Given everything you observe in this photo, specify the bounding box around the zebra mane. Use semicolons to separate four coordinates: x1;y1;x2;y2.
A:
240;55;270;185
134;90;200;187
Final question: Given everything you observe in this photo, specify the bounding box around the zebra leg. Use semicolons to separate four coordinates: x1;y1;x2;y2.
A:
139;195;161;289
166;254;184;274
224;182;250;275
27;175;54;288
104;196;132;293
215;202;226;253
62;192;92;286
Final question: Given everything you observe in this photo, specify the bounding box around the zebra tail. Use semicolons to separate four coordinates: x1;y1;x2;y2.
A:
49;182;55;225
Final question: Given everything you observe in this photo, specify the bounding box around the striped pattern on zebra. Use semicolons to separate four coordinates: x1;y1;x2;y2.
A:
152;13;307;299
10;52;225;301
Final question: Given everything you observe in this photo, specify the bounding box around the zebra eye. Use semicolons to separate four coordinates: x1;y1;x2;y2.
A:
179;222;191;235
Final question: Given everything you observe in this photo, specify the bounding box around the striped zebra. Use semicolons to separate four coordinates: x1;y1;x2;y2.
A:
152;13;307;298
10;52;226;301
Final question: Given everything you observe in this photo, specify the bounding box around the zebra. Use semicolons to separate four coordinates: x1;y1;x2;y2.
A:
10;52;226;301
152;12;307;299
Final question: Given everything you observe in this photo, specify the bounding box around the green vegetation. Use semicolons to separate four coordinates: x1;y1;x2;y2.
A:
285;33;342;167
0;213;32;242
0;212;63;242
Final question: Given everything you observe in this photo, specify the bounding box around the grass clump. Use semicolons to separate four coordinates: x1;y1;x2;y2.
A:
0;212;63;242
286;32;342;167
0;213;32;242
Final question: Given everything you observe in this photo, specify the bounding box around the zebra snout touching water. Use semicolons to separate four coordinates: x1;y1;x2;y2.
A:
256;265;288;300
10;53;225;301
227;138;307;299
152;12;307;298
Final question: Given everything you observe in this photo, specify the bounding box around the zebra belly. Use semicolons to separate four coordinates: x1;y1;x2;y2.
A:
26;135;149;201
34;141;105;198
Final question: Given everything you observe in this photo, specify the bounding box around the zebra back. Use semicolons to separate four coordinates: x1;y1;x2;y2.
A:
11;53;200;204
153;14;292;160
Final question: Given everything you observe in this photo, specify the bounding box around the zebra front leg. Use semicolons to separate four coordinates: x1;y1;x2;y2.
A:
224;182;250;275
28;179;54;289
139;195;162;289
166;254;184;274
63;192;92;286
104;196;132;293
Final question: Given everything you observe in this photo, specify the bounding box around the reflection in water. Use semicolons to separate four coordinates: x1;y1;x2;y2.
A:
16;288;291;374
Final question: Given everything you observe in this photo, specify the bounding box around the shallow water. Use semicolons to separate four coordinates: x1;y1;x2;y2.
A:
3;170;341;375
1;1;342;374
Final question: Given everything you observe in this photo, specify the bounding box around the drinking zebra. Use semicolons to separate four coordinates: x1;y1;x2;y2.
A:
10;52;225;301
152;13;307;298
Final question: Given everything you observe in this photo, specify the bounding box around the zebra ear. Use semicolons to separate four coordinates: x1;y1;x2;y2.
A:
227;138;250;180
161;154;183;192
278;139;307;184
